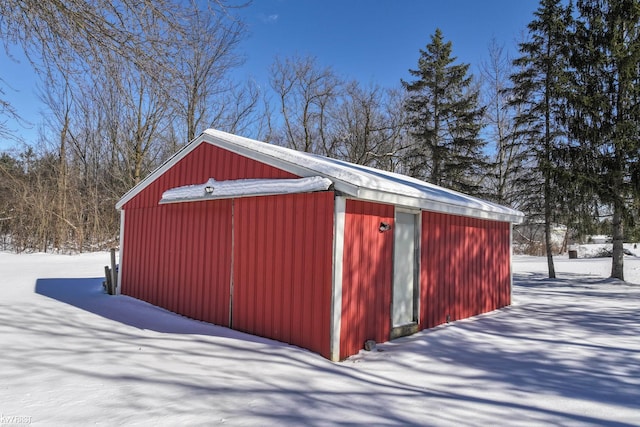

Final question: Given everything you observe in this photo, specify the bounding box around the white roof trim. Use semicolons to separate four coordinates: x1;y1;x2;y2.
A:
159;176;333;204
116;129;524;224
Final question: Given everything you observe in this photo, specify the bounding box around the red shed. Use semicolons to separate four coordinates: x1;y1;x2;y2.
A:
116;129;524;360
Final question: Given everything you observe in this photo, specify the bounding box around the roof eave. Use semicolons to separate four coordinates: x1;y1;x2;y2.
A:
115;133;205;210
202;134;363;197
351;188;525;224
116;129;525;224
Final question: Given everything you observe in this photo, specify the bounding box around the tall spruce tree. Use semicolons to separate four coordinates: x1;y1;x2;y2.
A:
568;0;640;280
402;29;486;195
510;0;572;278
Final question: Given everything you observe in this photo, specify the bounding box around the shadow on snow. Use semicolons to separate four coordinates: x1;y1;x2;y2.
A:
20;274;640;426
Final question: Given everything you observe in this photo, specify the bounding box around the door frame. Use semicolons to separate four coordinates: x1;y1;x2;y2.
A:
390;207;421;339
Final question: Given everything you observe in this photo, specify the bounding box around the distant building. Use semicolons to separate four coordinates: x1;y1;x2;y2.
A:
587;235;612;244
513;223;567;255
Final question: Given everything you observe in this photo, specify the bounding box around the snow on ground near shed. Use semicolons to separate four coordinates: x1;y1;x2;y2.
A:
1;252;639;426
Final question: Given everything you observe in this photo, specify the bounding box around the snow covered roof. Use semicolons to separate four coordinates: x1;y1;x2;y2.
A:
117;129;524;223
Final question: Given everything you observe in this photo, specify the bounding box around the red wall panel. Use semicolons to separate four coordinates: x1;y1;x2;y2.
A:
121;140;335;357
340;200;394;359
121;140;300;326
121;200;233;326
232;192;335;358
123;142;298;210
420;211;511;329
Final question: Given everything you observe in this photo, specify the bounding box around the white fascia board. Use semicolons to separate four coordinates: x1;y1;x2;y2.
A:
353;188;525;224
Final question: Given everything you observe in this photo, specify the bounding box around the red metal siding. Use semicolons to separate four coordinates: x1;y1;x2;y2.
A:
340;200;394;359
122;144;334;356
123;142;298;210
122;200;233;326
232;192;335;359
420;211;511;329
121;141;298;326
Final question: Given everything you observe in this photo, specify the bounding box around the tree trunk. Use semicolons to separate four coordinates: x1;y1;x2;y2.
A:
544;208;556;279
543;49;555;280
611;197;624;280
57;123;68;250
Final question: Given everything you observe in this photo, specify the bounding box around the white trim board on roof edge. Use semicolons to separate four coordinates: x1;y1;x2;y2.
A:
116;129;524;224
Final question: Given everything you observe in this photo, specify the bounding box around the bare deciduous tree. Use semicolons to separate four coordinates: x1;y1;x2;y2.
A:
269;55;341;155
0;0;250;252
0;77;22;141
331;82;408;171
480;40;528;206
170;5;246;141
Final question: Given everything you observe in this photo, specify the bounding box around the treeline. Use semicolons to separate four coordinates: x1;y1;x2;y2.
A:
1;0;639;279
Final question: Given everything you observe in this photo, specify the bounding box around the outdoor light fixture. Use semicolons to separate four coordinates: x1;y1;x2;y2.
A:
204;186;214;194
379;222;391;232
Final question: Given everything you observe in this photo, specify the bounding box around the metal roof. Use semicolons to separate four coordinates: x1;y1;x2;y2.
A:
116;129;524;224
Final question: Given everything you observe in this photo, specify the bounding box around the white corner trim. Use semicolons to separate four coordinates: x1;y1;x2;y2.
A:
116;210;125;295
509;222;513;304
329;195;347;362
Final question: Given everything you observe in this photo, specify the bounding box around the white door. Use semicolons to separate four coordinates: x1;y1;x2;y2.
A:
393;211;418;327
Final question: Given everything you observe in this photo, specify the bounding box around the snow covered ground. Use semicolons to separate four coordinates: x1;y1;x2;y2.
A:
1;251;639;426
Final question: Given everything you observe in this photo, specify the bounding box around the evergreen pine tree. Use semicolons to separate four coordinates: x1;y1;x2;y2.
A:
568;0;640;280
402;29;487;195
510;0;572;278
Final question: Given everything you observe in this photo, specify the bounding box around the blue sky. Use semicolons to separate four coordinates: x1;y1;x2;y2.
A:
235;0;540;87
1;0;540;150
